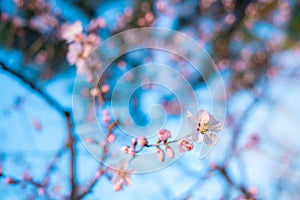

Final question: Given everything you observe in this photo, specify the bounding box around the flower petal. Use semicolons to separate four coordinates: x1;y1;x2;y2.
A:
197;110;210;123
187;111;198;129
209;115;222;132
203;132;218;146
191;130;203;143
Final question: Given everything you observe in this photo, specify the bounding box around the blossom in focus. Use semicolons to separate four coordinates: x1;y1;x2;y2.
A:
111;160;133;191
157;128;172;141
177;138;194;152
187;110;222;146
60;21;83;43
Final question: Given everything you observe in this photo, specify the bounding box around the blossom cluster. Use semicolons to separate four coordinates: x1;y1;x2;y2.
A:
112;109;222;191
60;20;104;82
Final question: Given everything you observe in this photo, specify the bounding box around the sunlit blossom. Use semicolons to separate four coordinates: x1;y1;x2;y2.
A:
187;110;221;146
111;160;133;191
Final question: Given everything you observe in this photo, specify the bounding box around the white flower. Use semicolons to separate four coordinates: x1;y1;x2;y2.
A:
111;160;133;191
187;110;222;146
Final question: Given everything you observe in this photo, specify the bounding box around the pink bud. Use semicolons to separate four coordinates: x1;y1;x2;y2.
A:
209;162;218;170
166;146;174;159
157;128;172;141
131;137;137;148
138;136;148;147
102;109;109;116
101;84;110;94
177;138;194;152
6;177;17;184
107;134;116;143
248;186;258;196
0;166;2;176
102;115;111;123
157;148;165;162
31;118;42;131
38;187;45;195
23;173;31;181
128;148;136;156
121;146;129;153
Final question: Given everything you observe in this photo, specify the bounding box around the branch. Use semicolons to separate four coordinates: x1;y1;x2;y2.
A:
0;62;77;198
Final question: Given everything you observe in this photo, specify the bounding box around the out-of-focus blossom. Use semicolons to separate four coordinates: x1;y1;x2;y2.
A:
177;138;194;152
157;148;165;162
102;109;111;123
101;84;110;94
187;110;221;146
246;134;260;148
60;21;83;43
121;145;130;153
107;134;116;143
157;128;172;141
66;33;100;71
66;42;84;66
32;118;42;131
90;88;100;97
111;160;133;191
87;17;106;32
6;177;17;185
13;0;24;8
29;14;58;33
12;16;26;27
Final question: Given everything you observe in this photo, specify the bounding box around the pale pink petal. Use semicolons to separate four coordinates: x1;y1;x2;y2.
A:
196;110;210;123
187;111;198;129
203;132;218;146
191;130;203;143
209;116;222;132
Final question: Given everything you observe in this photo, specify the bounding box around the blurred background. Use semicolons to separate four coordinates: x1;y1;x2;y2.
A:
0;0;300;199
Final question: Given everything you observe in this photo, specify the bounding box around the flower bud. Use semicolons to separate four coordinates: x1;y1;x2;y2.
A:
131;137;137;148
121;145;129;153
157;148;165;162
138;136;148;147
166;146;174;159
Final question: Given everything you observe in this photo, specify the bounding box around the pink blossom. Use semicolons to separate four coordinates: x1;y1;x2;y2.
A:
60;21;83;43
157;148;165;162
157;128;172;141
138;136;148;147
166;146;174;159
111;160;133;191
187;110;221;146
177;138;194;152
